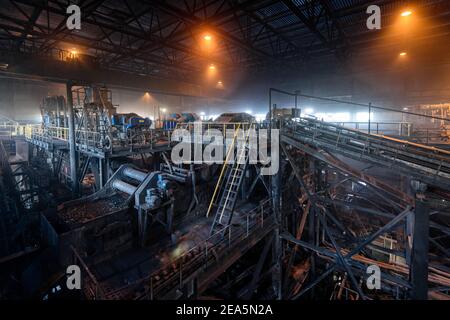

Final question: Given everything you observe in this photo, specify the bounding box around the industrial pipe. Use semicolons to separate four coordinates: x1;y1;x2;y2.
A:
66;82;78;195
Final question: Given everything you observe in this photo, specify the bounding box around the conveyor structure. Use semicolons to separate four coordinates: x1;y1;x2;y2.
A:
281;118;450;189
57;164;177;253
278;117;450;300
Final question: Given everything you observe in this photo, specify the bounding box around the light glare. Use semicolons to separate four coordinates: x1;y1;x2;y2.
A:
70;48;78;57
401;11;412;17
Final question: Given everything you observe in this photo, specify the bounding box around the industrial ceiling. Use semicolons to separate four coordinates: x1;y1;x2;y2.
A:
0;0;449;83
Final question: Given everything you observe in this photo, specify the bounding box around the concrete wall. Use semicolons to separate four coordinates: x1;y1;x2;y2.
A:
0;78;65;121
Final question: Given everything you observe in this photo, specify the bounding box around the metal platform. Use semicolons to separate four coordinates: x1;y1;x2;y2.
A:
75;199;274;300
25;125;172;158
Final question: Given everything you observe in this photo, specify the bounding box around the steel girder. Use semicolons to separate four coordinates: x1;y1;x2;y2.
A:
281;0;350;63
279;138;449;299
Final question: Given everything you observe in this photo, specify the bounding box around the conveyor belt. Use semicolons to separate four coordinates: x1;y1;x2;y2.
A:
281;118;450;189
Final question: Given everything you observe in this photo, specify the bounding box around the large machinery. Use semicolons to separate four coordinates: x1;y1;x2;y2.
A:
28;86;171;193
3;89;450;301
73;86;153;153
215;112;255;123
54;165;182;265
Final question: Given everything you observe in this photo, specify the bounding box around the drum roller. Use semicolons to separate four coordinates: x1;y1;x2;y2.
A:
112;167;148;195
112;179;138;195
123;167;147;182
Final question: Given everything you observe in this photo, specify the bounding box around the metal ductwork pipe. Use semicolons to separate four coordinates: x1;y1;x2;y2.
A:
123;167;147;182
112;179;138;195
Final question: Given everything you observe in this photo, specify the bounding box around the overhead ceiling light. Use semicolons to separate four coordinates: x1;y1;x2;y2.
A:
401;10;412;17
209;64;216;70
217;81;223;85
399;52;407;56
203;34;212;41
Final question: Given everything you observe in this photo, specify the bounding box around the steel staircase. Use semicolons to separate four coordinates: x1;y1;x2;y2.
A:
208;123;253;235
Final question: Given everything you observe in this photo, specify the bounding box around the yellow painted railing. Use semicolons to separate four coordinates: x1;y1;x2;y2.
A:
0;124;32;138
217;123;254;223
175;122;254;133
206;123;242;218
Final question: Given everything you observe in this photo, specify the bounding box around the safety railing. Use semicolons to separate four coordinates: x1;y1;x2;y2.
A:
0;124;15;139
123;128;173;152
332;122;412;137
101;199;274;300
11;44;91;63
0;124;28;139
206;123;243;218
24;125;67;145
312;120;449;145
24;124;35;140
26;125;105;152
48;126;69;140
144;198;273;299
75;129;104;152
175;122;256;133
284;117;450;185
25;125;51;144
407;128;450;145
215;123;254;229
71;246;105;300
25;124;174;155
330;281;360;300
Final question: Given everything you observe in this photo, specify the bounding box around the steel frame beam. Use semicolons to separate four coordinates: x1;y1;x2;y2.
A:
281;0;349;63
280;136;448;299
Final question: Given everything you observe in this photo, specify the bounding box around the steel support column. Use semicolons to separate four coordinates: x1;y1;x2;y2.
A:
66;82;78;195
410;200;429;299
271;141;282;299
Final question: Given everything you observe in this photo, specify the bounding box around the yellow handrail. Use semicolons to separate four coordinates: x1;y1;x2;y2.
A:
206;123;242;217
218;123;254;223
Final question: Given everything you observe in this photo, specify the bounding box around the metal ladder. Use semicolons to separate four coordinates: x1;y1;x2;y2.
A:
208;123;253;234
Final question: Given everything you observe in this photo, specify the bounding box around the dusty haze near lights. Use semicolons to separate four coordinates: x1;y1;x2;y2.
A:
0;0;449;302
